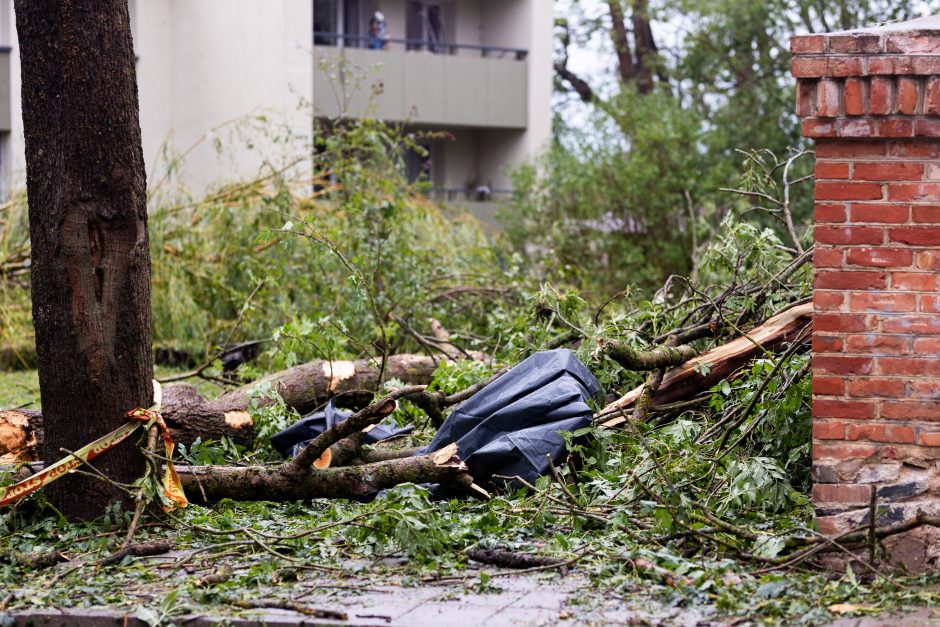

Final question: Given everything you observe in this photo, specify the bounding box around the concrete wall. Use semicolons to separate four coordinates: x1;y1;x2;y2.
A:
1;0;314;195
135;0;314;192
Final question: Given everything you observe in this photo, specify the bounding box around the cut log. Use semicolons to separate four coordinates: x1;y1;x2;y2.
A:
599;302;812;428
0;354;441;461
0;410;42;463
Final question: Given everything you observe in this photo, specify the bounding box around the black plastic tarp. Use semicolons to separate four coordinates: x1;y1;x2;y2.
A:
419;348;600;488
271;399;414;458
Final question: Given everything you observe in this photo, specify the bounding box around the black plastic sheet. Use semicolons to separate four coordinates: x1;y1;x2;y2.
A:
419;349;600;488
271;399;414;458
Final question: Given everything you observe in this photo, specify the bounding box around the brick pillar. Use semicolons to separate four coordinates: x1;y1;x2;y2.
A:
793;18;940;554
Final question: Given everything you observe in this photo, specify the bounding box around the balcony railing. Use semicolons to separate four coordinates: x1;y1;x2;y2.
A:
428;187;515;203
313;31;527;60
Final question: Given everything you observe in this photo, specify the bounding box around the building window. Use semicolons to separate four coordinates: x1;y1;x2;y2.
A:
314;0;366;48
406;1;444;53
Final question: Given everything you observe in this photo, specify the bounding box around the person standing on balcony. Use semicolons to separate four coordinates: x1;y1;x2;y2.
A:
369;12;390;50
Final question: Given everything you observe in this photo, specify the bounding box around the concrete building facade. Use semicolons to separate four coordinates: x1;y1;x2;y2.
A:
0;0;553;210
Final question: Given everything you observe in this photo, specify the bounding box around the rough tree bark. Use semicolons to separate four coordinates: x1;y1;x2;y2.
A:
16;0;152;519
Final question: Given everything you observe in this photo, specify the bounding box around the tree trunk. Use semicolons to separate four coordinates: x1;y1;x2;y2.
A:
16;0;152;519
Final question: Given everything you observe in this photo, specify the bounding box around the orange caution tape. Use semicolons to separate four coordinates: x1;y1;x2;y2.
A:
0;403;188;511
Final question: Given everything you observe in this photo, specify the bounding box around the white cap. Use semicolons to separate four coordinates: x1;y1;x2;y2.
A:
374;11;385;21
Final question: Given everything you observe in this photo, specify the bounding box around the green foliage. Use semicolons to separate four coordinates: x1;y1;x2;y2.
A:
146;115;512;364
510;0;921;295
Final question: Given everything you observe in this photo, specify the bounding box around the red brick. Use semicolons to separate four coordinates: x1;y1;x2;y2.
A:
869;56;911;75
896;77;920;115
829;34;881;54
887;183;940;202
814;375;845;396
878;356;940;376
912;206;940;223
819;141;885;158
817;516;846;536
886;34;940;54
814;356;874;375
853;162;924;181
849;204;909;224
912;57;940;75
918;431;940;446
815;203;847;223
815;313;875;333
878;118;915;138
882;401;940;421
793;57;829;78
847;378;907;397
816;226;884;245
912;380;940;399
888;226;940;245
845;334;910;355
916;250;940;270
840;118;878;137
813;334;844;352
814;421;846;440
817;79;841;117
814;290;845;309
927;77;940;116
814;399;876;419
914;338;940;353
843;78;866;116
888;142;940;158
816;182;884;201
815;162;849;180
796;80;817;117
814;247;843;268
849;292;916;312
846;423;916;444
812;483;872;504
869;77;894;115
920;295;940;313
845;247;912;267
914;118;940;137
791;35;826;54
881;316;940;334
803;118;837;138
829;57;864;78
813;442;878;461
892;272;937;291
815;271;887;290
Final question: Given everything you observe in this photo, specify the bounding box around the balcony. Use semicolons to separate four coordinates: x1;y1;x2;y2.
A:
313;34;528;129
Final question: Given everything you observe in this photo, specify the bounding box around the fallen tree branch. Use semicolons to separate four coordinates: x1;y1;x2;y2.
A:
177;444;471;502
598;302;812;427
466;547;566;569
98;540;172;566
0;354;444;460
599;339;697;372
631;336;678;423
291;386;425;469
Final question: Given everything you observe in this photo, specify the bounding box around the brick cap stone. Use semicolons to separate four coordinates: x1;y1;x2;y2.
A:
835;15;940;34
792;15;940;73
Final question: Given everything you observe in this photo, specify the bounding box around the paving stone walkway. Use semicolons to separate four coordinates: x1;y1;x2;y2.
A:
4;570;718;626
